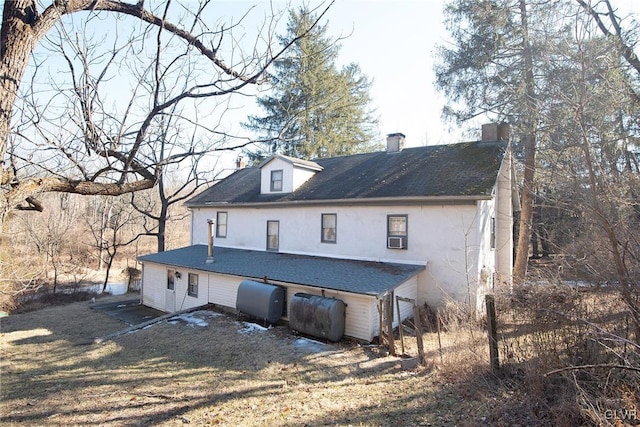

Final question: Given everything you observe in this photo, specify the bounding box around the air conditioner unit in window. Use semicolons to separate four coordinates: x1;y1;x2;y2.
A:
388;236;405;249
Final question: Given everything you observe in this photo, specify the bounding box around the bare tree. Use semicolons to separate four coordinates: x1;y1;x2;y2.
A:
0;0;333;235
130;111;221;253
85;194;140;291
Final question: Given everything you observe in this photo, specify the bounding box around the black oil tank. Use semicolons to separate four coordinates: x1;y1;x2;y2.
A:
289;293;345;342
236;280;284;324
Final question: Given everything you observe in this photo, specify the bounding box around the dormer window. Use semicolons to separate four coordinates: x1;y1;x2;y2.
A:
259;155;322;194
271;170;283;192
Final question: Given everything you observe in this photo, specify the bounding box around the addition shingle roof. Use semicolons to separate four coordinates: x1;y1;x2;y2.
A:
138;245;425;297
186;140;507;207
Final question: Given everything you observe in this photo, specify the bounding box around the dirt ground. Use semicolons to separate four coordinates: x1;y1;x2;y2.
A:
0;293;493;427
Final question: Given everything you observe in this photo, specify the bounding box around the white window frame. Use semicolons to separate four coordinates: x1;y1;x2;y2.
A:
387;214;408;249
270;170;283;192
321;213;337;243
267;220;279;251
188;273;198;297
216;211;228;238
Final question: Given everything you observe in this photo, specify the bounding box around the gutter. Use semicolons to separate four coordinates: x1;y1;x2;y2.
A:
185;195;490;209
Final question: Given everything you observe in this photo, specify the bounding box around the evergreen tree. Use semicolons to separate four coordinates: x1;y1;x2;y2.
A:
435;0;547;283
244;7;378;160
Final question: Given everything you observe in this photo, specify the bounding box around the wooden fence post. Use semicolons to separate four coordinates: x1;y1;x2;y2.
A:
486;294;499;372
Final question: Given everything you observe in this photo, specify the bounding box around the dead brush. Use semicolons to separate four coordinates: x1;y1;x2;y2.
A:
493;282;640;425
417;299;489;381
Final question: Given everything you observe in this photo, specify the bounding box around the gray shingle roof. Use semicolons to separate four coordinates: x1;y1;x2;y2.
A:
138;245;425;297
186;141;507;206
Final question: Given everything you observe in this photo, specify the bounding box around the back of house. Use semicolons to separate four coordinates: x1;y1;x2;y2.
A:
138;124;518;341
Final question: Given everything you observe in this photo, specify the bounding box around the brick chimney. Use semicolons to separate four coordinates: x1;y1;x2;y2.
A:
386;133;406;153
481;123;509;142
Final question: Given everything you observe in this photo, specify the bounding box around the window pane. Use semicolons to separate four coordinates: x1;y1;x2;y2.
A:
389;216;407;235
267;221;279;250
271;170;283;191
322;214;336;228
322;214;336;242
167;270;175;290
188;273;198;297
217;212;227;237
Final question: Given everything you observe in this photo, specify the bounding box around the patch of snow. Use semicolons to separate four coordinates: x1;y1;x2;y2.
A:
294;337;326;348
83;282;128;295
293;337;330;353
168;312;210;327
237;322;269;334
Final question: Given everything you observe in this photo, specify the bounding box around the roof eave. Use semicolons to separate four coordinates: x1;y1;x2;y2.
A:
185;195;491;209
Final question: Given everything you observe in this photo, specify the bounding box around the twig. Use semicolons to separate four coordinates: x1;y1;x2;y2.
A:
544;364;640;377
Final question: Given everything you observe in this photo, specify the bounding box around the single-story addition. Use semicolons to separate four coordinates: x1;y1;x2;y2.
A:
137;123;519;342
137;245;424;341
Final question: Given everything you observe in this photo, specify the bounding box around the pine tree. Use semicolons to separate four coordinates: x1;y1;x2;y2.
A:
244;7;378;160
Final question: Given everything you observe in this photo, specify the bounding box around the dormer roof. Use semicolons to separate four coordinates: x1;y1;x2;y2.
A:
258;154;323;171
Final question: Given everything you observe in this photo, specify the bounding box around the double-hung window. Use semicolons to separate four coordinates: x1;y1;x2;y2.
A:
267;220;279;251
321;214;337;243
270;170;283;192
387;215;408;249
216;211;228;238
188;273;198;297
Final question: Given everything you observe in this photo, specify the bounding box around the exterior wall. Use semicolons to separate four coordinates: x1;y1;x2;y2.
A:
208;203;484;308
259;157;318;194
280;283;377;341
142;263;419;341
192;203;484;309
141;262;167;311
495;149;515;284
394;275;419;323
141;262;208;312
475;198;497;310
260;157;291;194
292;167;317;191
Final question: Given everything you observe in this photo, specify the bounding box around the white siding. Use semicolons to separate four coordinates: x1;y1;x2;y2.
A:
141;262;167;312
394;276;419;324
207;273;242;308
169;269;208;311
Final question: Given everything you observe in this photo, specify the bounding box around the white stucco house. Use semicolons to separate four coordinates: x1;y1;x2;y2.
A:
138;124;519;342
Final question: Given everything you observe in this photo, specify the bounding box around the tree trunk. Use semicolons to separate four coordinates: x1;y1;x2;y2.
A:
1;1;41;234
157;206;167;253
513;0;538;284
157;171;168;253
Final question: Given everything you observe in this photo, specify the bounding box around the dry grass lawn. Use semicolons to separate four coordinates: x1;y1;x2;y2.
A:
1;294;493;427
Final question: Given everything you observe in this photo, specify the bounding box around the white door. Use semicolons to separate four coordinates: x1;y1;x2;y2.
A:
166;270;176;312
